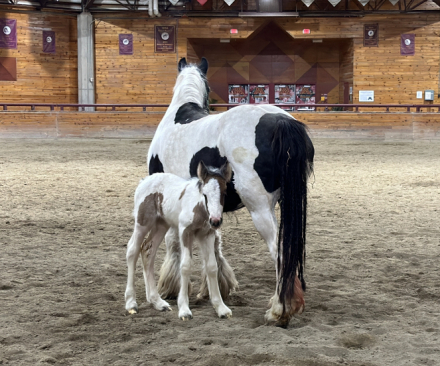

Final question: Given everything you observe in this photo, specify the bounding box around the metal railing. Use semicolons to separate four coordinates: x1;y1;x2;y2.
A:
1;103;440;112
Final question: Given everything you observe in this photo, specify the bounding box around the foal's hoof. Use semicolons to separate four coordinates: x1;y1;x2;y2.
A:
127;307;138;315
161;306;172;312
180;314;193;321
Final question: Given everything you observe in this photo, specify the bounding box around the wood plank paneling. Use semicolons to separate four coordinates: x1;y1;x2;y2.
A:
0;12;77;104
0;111;439;140
94;18;178;105
94;15;440;106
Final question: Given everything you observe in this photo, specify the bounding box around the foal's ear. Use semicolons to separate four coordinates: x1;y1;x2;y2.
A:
178;58;187;72
199;57;208;76
221;162;232;183
197;161;208;182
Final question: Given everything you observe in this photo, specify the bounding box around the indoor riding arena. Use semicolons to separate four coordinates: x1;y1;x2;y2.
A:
1;3;440;366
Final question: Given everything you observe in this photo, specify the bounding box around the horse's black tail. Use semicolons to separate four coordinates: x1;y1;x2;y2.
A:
272;116;314;317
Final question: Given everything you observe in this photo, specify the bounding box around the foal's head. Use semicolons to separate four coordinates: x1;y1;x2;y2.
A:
197;161;232;229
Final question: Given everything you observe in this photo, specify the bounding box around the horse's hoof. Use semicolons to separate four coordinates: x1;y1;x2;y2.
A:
180;314;193;321
162;306;172;312
275;320;289;329
220;313;232;319
127;307;138;315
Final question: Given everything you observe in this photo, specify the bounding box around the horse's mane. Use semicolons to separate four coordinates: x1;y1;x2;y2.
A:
171;64;209;111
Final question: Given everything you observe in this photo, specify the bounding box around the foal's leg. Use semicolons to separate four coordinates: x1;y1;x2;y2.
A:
140;222;172;311
198;231;238;300
199;232;232;319
125;224;149;314
177;228;193;320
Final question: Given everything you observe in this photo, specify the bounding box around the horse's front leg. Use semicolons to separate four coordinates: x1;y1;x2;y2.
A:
125;224;148;314
199;232;232;319
177;227;193;320
140;222;172;312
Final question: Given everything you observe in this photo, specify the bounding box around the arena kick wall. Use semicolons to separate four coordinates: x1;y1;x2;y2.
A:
0;12;439;138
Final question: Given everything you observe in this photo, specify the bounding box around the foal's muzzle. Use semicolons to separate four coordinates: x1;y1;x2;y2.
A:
209;217;223;229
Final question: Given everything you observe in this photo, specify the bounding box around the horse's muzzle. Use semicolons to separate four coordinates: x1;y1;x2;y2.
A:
209;217;223;229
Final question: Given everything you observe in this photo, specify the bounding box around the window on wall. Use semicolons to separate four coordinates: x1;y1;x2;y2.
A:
229;84;316;111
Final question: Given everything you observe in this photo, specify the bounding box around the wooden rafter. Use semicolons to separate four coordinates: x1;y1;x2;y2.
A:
373;0;388;10
408;0;427;8
84;0;96;10
351;0;366;11
114;0;135;10
37;0;50;8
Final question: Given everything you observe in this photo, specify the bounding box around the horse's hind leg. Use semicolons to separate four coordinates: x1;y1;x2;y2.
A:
198;231;238;300
239;189;304;325
125;224;149;314
140;221;172;311
249;203;305;325
157;227;192;299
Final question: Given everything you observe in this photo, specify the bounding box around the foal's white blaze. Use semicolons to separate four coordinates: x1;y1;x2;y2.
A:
203;178;223;224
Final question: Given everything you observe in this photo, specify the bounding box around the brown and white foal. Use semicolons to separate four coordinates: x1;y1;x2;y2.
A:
125;161;232;320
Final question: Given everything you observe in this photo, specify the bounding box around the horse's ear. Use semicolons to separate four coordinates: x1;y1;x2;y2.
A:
199;57;208;76
178;58;187;72
197;160;208;182
221;162;232;183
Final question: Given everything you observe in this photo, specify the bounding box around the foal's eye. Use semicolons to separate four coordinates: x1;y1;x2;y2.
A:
203;194;208;205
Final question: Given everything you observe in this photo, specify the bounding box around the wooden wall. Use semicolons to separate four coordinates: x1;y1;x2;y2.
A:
94;18;178;105
0;12;440;139
1;110;438;140
93;15;440;106
0;12;77;104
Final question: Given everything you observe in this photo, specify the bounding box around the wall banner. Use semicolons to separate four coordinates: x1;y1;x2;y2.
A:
0;19;17;49
155;26;176;53
401;34;415;56
119;34;133;55
43;31;56;54
364;24;378;47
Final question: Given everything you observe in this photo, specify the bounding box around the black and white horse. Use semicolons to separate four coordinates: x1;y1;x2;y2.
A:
148;58;314;327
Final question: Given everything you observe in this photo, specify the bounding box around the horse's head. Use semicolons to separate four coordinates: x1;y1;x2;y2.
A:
197;160;232;229
175;58;210;111
178;57;208;76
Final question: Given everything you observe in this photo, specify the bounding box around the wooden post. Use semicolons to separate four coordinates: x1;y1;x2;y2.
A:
77;12;95;112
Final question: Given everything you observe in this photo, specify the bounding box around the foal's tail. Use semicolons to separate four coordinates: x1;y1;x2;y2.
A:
272;116;314;318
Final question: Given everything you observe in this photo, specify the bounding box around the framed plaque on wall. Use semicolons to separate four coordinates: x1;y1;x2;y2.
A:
228;84;249;104
249;84;269;104
364;24;378;47
155;26;176;53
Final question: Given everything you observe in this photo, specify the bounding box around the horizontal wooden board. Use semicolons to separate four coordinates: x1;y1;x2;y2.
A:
0;111;439;140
